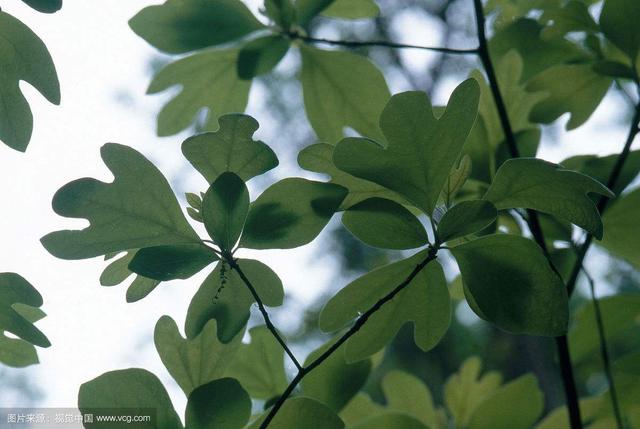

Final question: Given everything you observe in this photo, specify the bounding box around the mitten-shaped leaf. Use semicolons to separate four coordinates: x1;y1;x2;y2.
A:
148;50;251;136
600;0;640;63
0;273;49;348
202;173;249;251
129;0;263;54
78;369;183;429
185;260;283;342
333;79;480;214
451;234;569;336
240;178;347;249
154;316;241;396
250;397;345;429
342;198;429;250
129;244;217;281
600;188;640;268
225;326;289;400
182;114;278;183
0;12;60;152
237;35;290;79
300;45;390;143
41;144;200;260
185;378;251;429
485;158;613;238
320;251;450;362
437;200;497;243
100;252;161;303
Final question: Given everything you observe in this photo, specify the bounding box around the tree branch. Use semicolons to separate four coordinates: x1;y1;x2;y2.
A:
472;1;582;427
226;257;303;371
258;246;439;429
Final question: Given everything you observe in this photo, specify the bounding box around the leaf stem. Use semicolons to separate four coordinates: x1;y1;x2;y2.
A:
257;246;439;429
472;1;582;427
225;257;303;371
288;31;480;55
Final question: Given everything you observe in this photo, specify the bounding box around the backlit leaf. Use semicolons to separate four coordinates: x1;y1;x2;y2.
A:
600;188;640;268
202;173;249;251
99;252;161;303
437;200;497;243
237;35;289;79
129;244;217;281
600;0;640;62
185;378;251;429
250;397;345;429
350;414;427;429
0;300;46;367
295;0;334;27
322;0;379;19
0;273;49;348
560;150;640;197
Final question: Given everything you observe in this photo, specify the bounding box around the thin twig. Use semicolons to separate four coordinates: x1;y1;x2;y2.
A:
288;32;479;55
582;268;625;429
472;1;583;427
258;247;439;429
225;257;303;371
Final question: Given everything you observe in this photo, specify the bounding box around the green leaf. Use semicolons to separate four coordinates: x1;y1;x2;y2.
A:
442;155;472;205
21;0;62;13
444;357;502;428
41;144;200;260
451;234;569;336
182;114;278;183
129;0;264;54
148;50;251;136
320;251;450;362
265;0;296;29
342;198;429;250
539;1;598;39
350;414;427;429
240;178;347;249
600;188;640;268
185;378;251;429
154;316;241;396
298;143;407;209
437;200;497;243
237;35;290;79
0;304;46;368
526;64;612;130
593;60;636;79
600;0;640;63
225;326;288;400
485;158;613;238
185;259;283;342
202;173;249;251
78;368;183;429
334;80;480;215
615;352;640;376
340;394;385;426
322;0;379;19
129;244;217;281
467;374;544;429
250;397;345;429
0;273;49;348
100;252;161;302
0;12;60;152
301;339;371;412
300;45;390;143
560;150;640;196
295;0;334;27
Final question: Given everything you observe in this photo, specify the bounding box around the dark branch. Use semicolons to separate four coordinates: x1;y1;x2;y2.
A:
472;1;583;427
258;247;439;429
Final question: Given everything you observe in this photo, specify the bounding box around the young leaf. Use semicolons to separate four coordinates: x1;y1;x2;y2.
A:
78;368;183;429
485;158;614;238
240;178;347;249
319;251;450;362
600;0;640;63
467;374;544;429
599;188;640;268
202;173;249;251
342;198;429;250
148;50;251;136
300;45;390;143
182;114;278;183
250;397;345;429
322;0;380;19
437;200;497;243
99;252;161;303
225;326;289;400
155;316;241;396
333;80;480;215
451;234;569;336
0;273;49;348
0;12;60;152
237;35;290;79
129;0;264;54
21;0;63;13
41;144;200;260
185;259;283;342
301;339;371;412
129;244;217;281
526;64;612;130
298;143;407;209
442;155;472;205
185;378;251;429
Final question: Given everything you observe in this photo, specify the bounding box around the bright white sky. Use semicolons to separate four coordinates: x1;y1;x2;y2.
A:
0;0;636;415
